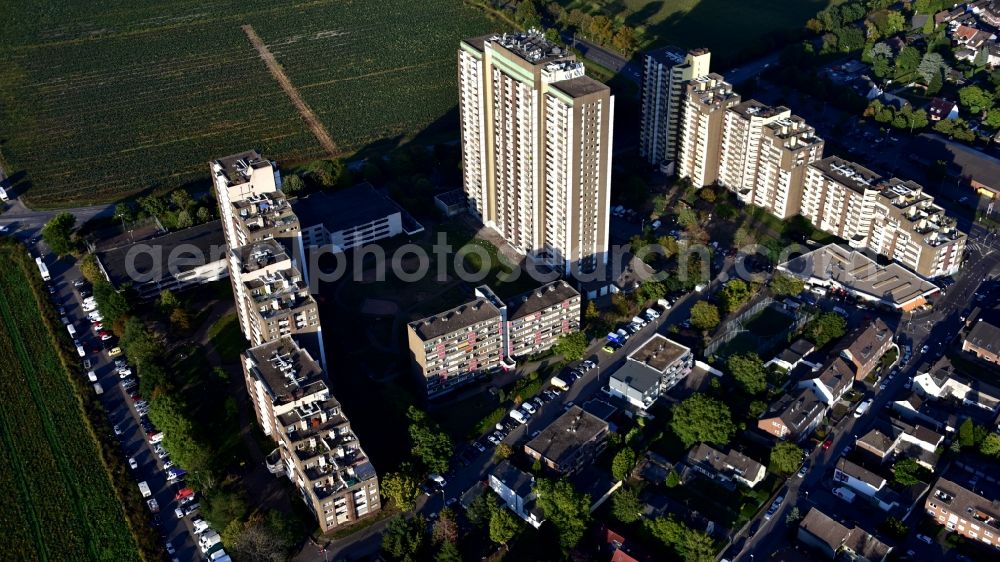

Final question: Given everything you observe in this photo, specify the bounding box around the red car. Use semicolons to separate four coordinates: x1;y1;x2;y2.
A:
174;488;194;501
822;434;834;450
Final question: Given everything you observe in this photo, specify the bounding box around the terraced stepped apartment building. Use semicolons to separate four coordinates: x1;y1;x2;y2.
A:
639;47;712;172
801;156;965;277
212;151;379;530
458;30;613;275
244;337;380;532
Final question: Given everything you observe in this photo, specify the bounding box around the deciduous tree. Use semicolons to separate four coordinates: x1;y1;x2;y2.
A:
727;353;767;395
689;301;720;332
611;447;637;481
670;394;735;447
383;516;426;561
553;332;588;361
382;471;420;511
769;442;803;475
42;212;77;255
611;487;642;523
489;507;520;548
535;478;590;553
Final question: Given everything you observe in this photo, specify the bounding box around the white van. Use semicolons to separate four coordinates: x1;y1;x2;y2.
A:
66;323;76;337
87;370;97;382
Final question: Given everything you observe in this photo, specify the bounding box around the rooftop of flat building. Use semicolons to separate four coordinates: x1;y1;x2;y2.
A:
233;238;292;274
244;336;327;403
97;220;227;288
291;182;401;237
627;334;690;373
506;280;579;320
210;150;271;186
610;361;663;394
778;244;939;309
409;297;502;341
525;406;608;466
645;46;686;66
730;99;788;120
810;156;883;193
551;75;609;98
492;459;535;498
483;30;573;64
232;191;298;233
244;267;314;317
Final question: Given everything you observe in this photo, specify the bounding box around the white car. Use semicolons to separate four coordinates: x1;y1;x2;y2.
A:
174;508;185;519
128;457;138;470
118;368;133;378
87;370;97;382
521;401;536;415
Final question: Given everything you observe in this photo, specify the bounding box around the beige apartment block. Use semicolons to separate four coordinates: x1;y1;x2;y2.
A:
230;190;299;249
801;156;883;244
458;31;613;274
718;100;791;198
753;116;824;218
676;74;741;187
229;239;321;348
640;47;711;171
243;337;380;532
505;280;581;358
407;296;504;398
210;151;282;249
867;178;965;278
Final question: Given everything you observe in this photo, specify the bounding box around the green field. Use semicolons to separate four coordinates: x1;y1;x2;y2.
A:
0;249;141;559
0;0;496;207
558;0;830;60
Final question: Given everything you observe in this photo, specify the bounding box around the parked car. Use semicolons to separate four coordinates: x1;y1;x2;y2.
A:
764;495;784;520
128;457;138;470
916;534;933;545
521;401;536;415
797;463;809;478
107;346;122;357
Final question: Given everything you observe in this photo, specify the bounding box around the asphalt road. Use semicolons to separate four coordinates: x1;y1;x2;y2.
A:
13;226;201;562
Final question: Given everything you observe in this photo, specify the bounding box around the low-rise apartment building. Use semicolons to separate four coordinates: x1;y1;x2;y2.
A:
489;460;544;528
834;458;890;508
242;336;380;532
525;405;609;474
96;220;228;300
797;507;892;561
926;476;1000;548
841;318;894;381
292;183;405;252
609;334;693;410
758;388;826;442
407;296;504;398
798;357;854;406
505;280;581;359
963;311;1000;364
685;443;766;489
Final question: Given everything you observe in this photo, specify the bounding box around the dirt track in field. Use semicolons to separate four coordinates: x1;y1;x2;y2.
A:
242;24;339;157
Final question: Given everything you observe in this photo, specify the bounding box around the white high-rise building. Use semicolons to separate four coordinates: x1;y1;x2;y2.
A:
639;48;711;172
458;31;613;275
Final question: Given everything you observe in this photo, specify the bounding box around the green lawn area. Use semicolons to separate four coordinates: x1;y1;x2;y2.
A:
557;0;831;63
0;246;142;559
207;313;247;364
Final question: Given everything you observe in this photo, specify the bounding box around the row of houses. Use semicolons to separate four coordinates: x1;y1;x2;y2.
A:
758;319;895;441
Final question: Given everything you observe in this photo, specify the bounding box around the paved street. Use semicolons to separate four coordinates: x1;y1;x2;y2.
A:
11;225;201;562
